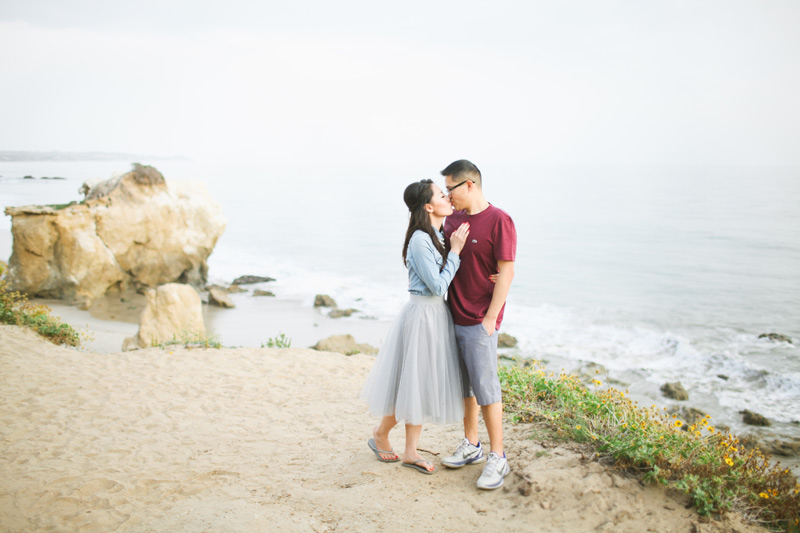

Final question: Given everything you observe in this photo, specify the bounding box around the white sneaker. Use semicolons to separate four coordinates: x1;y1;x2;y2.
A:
476;452;510;490
441;438;487;468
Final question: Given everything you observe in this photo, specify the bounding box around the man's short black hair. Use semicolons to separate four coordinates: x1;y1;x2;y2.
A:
440;159;482;187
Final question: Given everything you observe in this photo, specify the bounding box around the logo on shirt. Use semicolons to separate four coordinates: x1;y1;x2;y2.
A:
471;239;478;243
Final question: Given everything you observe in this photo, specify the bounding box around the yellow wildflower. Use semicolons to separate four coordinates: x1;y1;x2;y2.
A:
724;456;733;466
674;420;683;428
576;425;582;430
759;492;769;499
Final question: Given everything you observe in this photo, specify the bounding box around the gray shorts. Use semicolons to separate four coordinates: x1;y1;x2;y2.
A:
454;324;501;406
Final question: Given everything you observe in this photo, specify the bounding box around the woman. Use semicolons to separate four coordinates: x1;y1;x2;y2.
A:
361;179;470;474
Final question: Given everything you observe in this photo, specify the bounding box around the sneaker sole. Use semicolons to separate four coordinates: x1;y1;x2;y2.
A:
476;464;510;490
441;455;487;469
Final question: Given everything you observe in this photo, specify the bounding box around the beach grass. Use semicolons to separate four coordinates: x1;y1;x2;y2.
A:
261;332;292;348
499;362;800;532
154;330;223;349
0;261;81;347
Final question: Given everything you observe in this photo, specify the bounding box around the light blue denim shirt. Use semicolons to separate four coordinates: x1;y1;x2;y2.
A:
406;228;461;296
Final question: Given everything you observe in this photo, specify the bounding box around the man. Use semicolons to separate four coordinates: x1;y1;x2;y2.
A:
440;159;516;490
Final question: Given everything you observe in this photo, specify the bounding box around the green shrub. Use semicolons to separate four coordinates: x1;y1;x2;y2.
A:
499;362;800;531
0;261;81;347
262;333;292;348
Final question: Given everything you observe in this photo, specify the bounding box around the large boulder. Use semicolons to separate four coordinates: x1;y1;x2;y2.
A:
123;283;205;349
4;164;226;308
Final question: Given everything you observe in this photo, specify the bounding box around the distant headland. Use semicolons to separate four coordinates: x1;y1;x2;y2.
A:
0;151;189;162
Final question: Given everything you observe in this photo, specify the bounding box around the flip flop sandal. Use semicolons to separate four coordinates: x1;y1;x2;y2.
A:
368;437;400;463
402;459;437;475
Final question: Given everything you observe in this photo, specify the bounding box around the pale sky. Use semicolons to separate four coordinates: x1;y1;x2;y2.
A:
1;0;799;167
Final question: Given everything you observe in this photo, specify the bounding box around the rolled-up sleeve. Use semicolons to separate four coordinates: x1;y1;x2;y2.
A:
408;233;460;296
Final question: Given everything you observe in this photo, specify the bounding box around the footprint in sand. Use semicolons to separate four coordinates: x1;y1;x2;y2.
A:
72;478;124;497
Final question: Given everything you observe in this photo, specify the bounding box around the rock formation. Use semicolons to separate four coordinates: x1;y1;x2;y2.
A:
123;283;206;350
4;164;226;309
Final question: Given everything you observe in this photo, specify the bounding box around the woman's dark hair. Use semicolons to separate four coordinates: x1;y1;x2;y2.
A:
402;179;447;268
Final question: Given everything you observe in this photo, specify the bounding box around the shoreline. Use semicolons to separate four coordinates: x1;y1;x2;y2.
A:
39;290;394;355
0;325;768;532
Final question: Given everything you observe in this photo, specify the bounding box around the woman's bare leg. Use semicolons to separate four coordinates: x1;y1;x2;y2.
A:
403;424;434;472
373;415;398;461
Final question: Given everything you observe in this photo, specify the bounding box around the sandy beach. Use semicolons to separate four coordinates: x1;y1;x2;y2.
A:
0;324;767;532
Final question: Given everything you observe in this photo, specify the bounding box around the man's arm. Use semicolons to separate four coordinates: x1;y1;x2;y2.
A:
482;260;514;335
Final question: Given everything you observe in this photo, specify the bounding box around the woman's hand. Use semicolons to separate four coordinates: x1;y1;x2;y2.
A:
449;222;470;255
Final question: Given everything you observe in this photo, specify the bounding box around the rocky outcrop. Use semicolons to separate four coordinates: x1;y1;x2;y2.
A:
660;382;689;401
758;332;793;344
314;294;337;308
741;409;771;427
4;164;226;309
208;287;235;308
758;438;800;457
123;283;205;350
312;334;378;355
498;333;518;348
329;308;358;318
232;275;275;285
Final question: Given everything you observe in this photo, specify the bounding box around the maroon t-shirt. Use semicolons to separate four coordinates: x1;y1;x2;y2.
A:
444;204;516;330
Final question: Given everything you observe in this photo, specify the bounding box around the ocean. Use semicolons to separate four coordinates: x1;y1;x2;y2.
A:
1;158;799;455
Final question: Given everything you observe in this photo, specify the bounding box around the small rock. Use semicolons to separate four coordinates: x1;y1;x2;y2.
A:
312;334;377;355
758;332;793;344
667;406;707;425
23;175;34;179
314;294;337;308
498;333;518;348
576;362;608;378
540;501;551;510
741;409;771;427
227;284;247;293
329;308;358;318
208;287;235;308
253;290;275;297
122;336;140;351
660;382;688;401
232;275;275;285
717;374;729;380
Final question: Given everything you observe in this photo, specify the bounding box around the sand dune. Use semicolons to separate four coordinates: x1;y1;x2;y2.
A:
0;325;764;532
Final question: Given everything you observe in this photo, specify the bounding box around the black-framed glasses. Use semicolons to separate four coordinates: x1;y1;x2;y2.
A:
446;180;470;194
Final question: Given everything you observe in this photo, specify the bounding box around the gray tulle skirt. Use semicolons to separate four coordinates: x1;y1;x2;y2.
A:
361;294;465;425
